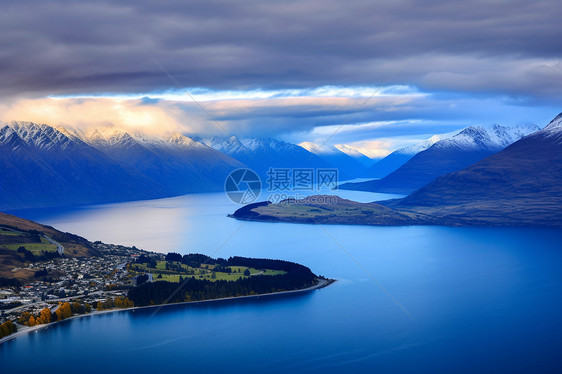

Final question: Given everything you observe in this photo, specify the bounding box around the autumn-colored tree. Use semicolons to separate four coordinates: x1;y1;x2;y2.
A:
114;297;124;308
0;321;15;337
102;299;114;310
0;321;14;338
37;308;52;324
28;316;36;327
60;302;72;319
55;308;63;321
18;312;31;325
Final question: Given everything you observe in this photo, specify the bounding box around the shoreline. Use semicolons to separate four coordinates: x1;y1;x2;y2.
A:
0;278;335;345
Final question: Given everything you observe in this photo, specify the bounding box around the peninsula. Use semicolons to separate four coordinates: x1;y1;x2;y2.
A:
230;114;562;229
0;212;331;343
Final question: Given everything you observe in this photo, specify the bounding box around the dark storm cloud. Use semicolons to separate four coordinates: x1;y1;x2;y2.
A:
1;0;562;99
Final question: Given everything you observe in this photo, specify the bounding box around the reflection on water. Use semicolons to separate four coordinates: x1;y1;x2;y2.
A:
9;190;401;253
4;191;562;373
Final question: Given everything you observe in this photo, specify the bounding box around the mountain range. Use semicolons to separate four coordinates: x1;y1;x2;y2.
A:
0;122;243;210
232;113;562;228
0;122;375;211
340;124;539;194
194;136;328;179
389;114;562;226
333;144;377;168
298;142;369;178
368;135;441;178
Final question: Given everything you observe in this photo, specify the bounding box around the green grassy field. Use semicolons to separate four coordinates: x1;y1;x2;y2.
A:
0;230;58;255
131;260;286;283
0;228;25;236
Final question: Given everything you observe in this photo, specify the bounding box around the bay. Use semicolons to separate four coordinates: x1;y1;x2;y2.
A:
3;191;562;373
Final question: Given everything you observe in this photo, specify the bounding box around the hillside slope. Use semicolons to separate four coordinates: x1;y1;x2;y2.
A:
341;124;538;194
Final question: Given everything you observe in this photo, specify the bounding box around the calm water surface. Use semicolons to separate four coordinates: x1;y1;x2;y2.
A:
3;191;562;373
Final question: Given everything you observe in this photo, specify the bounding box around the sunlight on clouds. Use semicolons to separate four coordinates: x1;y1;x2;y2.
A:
344;140;395;159
1;87;425;139
56;85;423;102
307;120;406;137
0;98;200;135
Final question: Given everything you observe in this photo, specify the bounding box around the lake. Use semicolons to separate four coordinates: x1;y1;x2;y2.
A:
3;191;562;373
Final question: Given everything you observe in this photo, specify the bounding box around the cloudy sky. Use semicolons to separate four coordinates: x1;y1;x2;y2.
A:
1;0;561;156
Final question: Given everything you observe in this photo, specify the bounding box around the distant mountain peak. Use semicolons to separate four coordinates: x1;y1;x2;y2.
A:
437;123;539;150
543;112;562;134
167;132;207;149
85;126;132;143
398;135;442;155
299;142;341;155
4;120;77;151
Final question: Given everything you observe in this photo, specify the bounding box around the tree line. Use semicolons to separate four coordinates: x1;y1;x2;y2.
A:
0;276;21;287
16;297;135;329
128;257;317;306
0;320;17;339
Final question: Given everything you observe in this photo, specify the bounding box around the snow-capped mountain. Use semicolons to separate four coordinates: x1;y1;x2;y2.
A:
0;122;243;210
393;114;562;227
299;142;369;178
341;124;540;194
196;135;329;180
0;122;166;210
368;135;441;178
537;113;562;136
430;124;538;152
79;126;244;194
194;135;247;155
334;144;375;168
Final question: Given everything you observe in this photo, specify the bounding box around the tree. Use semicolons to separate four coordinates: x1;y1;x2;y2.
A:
18;312;31;325
165;252;182;262
55;308;63;321
0;321;15;338
137;274;149;286
60;302;72;319
244;269;251;276
38;308;52;324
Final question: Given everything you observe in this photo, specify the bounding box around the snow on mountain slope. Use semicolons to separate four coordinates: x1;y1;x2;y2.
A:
433;124;538;151
341;124;539;194
399;135;442;155
195;135;331;179
542;113;562;135
334;144;375;167
6;121;81;151
77;126;244;193
195;135;247;155
368;135;441;178
392;113;562;227
299;142;342;155
299;142;369;177
0;122;247;210
0;122;166;210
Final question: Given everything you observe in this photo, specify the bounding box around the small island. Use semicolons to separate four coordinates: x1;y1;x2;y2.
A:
228;195;430;226
0;212;332;343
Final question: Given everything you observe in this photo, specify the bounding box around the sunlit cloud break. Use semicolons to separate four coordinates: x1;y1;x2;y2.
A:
1;85;427;139
52;85;425;102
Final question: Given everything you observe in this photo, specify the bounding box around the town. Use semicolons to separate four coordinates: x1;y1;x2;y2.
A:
0;242;156;339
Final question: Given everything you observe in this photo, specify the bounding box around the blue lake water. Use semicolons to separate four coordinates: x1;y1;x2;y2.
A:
3;191;562;373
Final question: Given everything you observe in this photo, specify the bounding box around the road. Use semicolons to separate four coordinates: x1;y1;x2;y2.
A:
43;235;64;256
